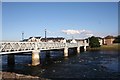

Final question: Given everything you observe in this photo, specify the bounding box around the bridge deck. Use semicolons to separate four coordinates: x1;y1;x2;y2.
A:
0;42;89;54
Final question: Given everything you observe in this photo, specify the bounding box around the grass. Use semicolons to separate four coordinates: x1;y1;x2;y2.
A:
87;43;120;51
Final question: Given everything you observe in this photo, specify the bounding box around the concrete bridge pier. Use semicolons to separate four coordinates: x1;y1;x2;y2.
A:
77;47;80;53
8;54;15;66
84;40;87;51
32;50;40;66
84;46;86;51
64;47;68;57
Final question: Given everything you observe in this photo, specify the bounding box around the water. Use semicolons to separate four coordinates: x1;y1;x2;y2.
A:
2;50;120;79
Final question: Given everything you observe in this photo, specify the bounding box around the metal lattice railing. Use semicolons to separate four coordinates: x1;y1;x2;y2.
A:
0;42;89;53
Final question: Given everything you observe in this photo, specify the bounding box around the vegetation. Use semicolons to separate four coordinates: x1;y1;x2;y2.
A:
87;43;120;51
89;36;100;48
100;44;120;50
113;35;120;43
87;35;120;51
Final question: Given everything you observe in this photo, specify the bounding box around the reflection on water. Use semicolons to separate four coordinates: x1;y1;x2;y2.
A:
2;50;119;79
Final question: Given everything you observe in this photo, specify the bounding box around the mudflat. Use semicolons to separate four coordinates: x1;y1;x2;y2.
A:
1;72;49;80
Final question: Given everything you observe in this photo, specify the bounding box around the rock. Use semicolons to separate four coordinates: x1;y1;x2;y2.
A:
1;72;48;80
52;70;56;72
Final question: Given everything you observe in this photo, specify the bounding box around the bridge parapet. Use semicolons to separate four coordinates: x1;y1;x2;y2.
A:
0;42;89;66
0;42;89;54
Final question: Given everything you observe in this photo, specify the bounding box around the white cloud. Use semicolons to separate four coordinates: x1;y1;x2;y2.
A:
62;29;92;35
86;33;93;37
61;29;94;38
62;30;80;35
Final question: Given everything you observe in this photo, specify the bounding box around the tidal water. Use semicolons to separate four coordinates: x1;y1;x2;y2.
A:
2;50;120;79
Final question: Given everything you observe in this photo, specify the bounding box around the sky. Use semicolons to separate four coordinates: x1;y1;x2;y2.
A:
2;2;118;41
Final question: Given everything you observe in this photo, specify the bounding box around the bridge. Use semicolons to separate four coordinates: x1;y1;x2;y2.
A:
0;40;89;66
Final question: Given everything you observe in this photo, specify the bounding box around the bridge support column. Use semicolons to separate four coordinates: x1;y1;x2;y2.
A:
84;46;86;51
64;47;68;57
32;50;40;66
8;54;15;66
84;40;87;51
77;47;80;53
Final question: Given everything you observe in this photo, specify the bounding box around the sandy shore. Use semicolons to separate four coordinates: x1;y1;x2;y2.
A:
0;72;49;80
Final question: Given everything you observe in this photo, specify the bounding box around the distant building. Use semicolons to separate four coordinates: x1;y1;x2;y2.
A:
22;39;28;42
23;37;65;42
103;35;115;45
60;39;66;43
70;39;77;43
41;37;65;42
28;37;42;42
67;39;85;44
22;36;88;44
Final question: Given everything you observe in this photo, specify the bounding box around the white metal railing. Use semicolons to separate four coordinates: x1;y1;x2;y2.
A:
0;42;89;53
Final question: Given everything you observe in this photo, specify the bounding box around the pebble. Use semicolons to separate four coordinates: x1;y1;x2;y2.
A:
83;75;86;77
1;72;45;79
95;57;98;59
54;61;62;63
88;61;91;63
42;69;45;71
41;69;45;73
53;70;56;72
81;59;84;62
93;68;97;71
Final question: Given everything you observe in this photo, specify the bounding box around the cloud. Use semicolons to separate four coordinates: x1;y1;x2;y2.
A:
62;29;92;35
62;30;80;35
86;33;93;37
61;29;94;38
81;30;92;34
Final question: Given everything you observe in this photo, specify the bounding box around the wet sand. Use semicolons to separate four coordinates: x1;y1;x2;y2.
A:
1;72;49;80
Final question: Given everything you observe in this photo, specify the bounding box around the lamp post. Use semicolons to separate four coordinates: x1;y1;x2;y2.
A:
45;29;47;42
22;31;24;41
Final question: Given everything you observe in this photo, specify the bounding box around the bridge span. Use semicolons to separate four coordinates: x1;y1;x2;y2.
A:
0;40;89;66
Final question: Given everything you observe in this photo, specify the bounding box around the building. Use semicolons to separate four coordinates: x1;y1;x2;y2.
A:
41;37;65;42
23;37;65;42
75;39;85;44
28;37;42;42
67;39;85;44
70;39;77;43
22;39;28;42
23;36;88;44
103;35;115;45
60;39;66;43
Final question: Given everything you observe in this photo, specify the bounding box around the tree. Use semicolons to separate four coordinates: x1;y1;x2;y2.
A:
113;35;120;43
89;36;100;48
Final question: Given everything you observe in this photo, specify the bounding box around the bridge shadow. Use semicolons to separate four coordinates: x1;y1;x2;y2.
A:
2;48;85;79
2;51;61;79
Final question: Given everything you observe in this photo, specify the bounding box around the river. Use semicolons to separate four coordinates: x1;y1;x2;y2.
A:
2;50;119;79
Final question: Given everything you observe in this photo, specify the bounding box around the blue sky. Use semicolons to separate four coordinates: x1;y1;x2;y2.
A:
2;2;118;41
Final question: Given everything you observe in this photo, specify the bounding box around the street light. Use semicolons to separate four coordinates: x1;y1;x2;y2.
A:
45;29;47;42
22;31;24;41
